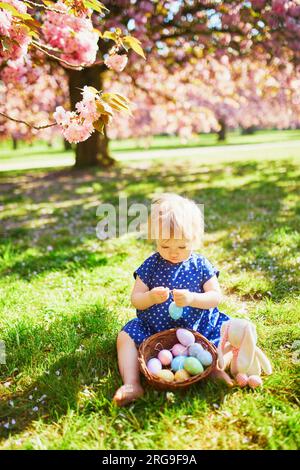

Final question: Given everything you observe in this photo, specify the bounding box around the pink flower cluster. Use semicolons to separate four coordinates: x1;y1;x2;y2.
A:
53;86;113;143
104;54;128;72
0;56;39;86
0;0;31;65
272;0;288;16
42;1;99;67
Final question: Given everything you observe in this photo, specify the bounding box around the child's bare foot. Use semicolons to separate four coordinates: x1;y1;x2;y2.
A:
210;368;234;387
113;383;144;407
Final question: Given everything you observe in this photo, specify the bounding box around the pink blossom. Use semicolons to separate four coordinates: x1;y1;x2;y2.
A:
272;0;288;16
105;54;128;72
8;0;27;15
53;107;73;127
63;119;94;143
42;1;98;67
75;99;98;121
140;1;154;14
0;11;12;36
53;107;95;143
82;86;97;102
0;2;31;65
288;4;300;17
53;85;115;143
251;0;267;9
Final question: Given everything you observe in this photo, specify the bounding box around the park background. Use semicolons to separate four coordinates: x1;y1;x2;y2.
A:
0;0;299;450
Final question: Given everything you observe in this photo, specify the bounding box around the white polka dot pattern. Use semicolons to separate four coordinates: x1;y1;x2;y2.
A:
122;251;230;346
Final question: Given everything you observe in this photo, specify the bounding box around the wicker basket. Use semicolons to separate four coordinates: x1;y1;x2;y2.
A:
138;328;217;391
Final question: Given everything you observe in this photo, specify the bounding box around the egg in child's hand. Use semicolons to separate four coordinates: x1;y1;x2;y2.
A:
158;349;173;366
171;343;188;357
188;343;203;357
169;302;183;320
157;369;175;382
174;369;190;381
184;357;204;375
147;358;162;376
171;355;186;372
197;349;213;367
176;328;195;347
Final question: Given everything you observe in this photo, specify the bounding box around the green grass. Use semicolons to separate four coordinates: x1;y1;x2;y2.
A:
0;144;299;449
0;129;300;172
111;129;300;152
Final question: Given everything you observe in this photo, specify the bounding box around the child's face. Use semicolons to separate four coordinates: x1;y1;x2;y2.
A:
157;237;193;264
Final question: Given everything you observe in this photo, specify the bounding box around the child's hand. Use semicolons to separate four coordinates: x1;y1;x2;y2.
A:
173;289;194;307
149;286;170;304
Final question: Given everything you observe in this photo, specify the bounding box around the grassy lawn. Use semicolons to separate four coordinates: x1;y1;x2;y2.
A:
111;129;300;152
0;145;299;449
0;129;300;172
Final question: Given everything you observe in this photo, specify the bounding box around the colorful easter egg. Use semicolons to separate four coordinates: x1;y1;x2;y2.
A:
147;358;162;376
248;375;262;388
169;302;183;320
176;328;195;347
157;369;175;382
197;349;213;367
158;349;173;366
188;343;204;357
184;357;204;376
174;369;191;382
236;373;248;387
171;343;188;357
171;355;186;372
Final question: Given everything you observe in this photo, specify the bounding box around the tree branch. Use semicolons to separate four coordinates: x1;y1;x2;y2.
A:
25;0;73;14
31;41;85;70
31;41;105;70
0;112;56;130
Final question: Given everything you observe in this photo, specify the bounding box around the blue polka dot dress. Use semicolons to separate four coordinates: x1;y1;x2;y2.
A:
121;251;230;347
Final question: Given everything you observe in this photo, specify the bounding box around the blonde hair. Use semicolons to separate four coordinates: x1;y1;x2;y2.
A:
147;193;204;247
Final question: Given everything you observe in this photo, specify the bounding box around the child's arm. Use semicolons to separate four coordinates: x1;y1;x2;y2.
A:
173;276;223;309
131;276;169;310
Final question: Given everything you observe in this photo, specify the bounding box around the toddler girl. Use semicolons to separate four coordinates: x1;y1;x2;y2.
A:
113;193;233;406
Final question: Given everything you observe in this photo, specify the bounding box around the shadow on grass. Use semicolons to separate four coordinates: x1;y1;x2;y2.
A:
0;157;299;446
0;158;299;302
0;303;118;439
0;301;234;443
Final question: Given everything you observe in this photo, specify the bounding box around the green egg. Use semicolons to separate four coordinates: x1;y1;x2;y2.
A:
184;357;204;376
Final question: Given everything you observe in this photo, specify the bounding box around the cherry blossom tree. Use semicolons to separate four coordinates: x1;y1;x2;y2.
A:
1;54;300;149
0;60;68;146
106;56;300;142
0;0;143;167
1;1;300;167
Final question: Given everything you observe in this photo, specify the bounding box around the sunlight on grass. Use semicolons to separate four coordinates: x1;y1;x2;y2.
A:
0;148;299;449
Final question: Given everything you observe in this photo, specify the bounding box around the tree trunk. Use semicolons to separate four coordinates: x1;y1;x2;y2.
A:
67;66;114;168
241;126;257;135
64;139;72;151
12;138;18;150
218;118;227;141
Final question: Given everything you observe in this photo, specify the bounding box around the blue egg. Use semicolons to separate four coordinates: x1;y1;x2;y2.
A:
169;302;183;320
171;355;186;372
188;343;204;357
197;349;213;367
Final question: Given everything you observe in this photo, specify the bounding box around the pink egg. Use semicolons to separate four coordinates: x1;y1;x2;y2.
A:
171;343;188;357
158;349;173;366
146;358;162;376
236;373;248;387
248;375;262;388
176;328;195;347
